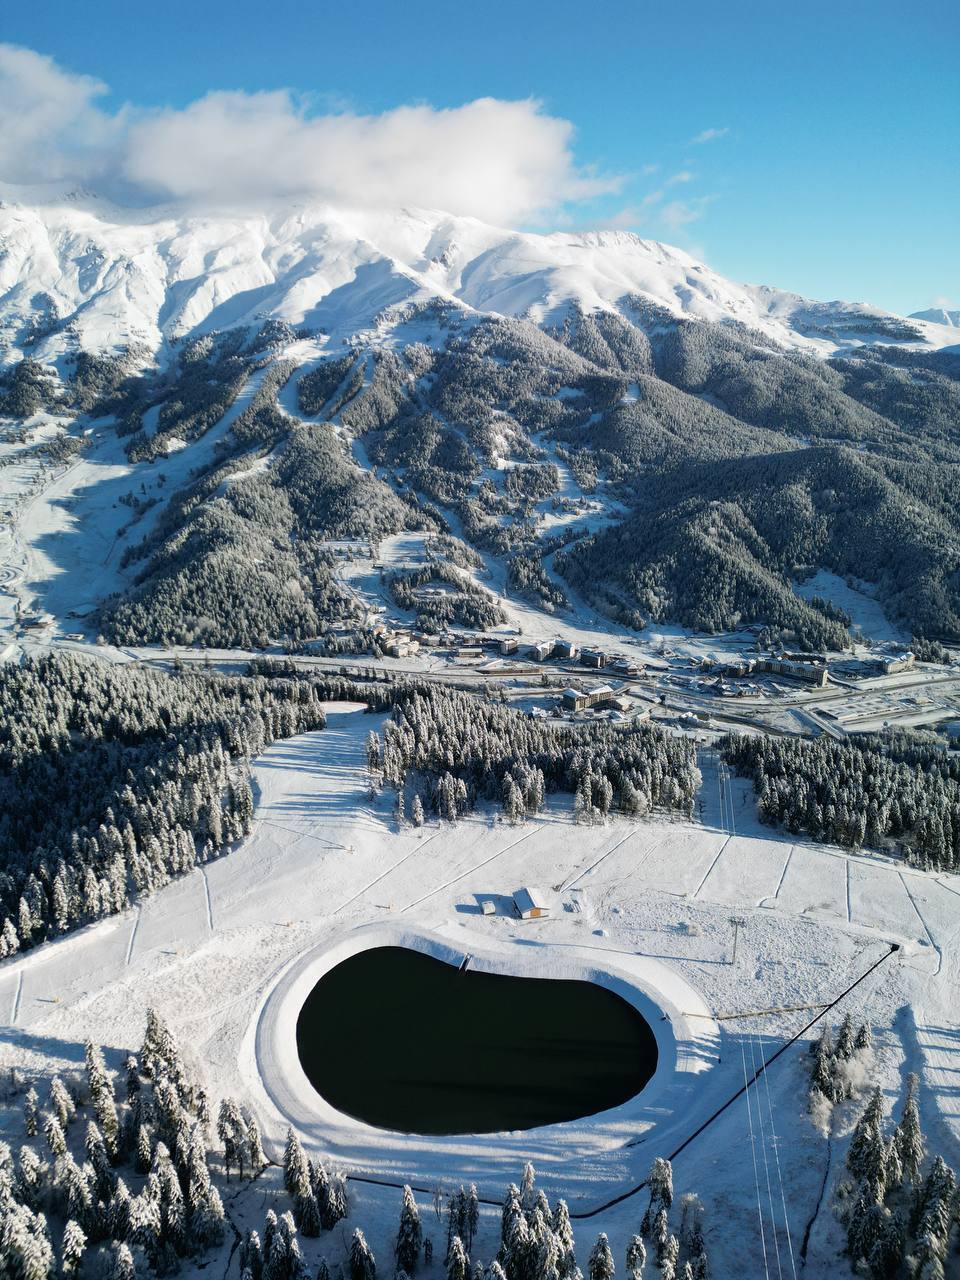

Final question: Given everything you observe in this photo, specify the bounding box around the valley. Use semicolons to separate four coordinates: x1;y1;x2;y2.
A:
1;195;959;1280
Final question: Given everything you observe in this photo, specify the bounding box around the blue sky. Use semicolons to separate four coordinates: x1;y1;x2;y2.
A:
3;0;957;314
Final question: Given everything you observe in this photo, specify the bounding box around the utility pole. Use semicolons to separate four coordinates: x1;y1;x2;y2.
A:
729;916;746;965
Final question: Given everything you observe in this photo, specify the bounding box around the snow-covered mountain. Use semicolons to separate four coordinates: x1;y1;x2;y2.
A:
910;306;960;328
1;191;956;367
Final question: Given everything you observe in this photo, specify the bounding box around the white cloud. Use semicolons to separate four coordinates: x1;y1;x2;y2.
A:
0;44;620;224
690;126;729;145
665;170;694;186
0;45;122;186
659;196;716;231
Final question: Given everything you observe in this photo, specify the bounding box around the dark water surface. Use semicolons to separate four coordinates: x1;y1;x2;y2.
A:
296;945;658;1134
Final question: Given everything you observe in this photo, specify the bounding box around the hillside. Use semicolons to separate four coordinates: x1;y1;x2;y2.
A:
2;196;960;649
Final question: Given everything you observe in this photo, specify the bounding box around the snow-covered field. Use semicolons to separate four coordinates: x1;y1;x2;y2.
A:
2;705;958;1277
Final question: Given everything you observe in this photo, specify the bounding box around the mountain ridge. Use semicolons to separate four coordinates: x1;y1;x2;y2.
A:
1;194;955;369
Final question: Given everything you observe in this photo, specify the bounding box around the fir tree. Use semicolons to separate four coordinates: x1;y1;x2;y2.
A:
50;1077;76;1129
588;1234;614;1280
248;1118;267;1174
350;1228;377;1280
283;1129;311;1199
448;1237;469;1280
61;1220;87;1276
520;1163;536;1211
397;1184;424;1274
625;1236;645;1280
24;1087;39;1138
848;1087;885;1181
895;1072;925;1187
111;1242;137;1280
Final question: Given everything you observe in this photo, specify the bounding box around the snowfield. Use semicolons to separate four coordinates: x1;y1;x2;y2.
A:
3;195;958;372
1;704;958;1277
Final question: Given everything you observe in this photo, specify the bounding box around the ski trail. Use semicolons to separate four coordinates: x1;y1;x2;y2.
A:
560;827;638;891
935;877;960;901
335;828;443;913
257;817;343;851
692;834;734;899
401;826;540;912
761;844;795;909
124;906;142;967
898;872;942;976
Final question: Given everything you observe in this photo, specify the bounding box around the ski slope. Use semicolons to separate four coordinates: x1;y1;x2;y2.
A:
1;704;958;1277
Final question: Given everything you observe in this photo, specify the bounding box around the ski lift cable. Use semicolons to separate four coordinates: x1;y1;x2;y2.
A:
740;1035;772;1280
750;1029;784;1280
757;1027;799;1280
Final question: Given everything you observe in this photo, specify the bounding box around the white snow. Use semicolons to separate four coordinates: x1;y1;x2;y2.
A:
1;706;958;1278
792;570;907;645
1;197;955;375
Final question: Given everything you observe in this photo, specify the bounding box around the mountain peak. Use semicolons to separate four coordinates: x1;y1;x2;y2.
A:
0;199;951;369
909;306;960;328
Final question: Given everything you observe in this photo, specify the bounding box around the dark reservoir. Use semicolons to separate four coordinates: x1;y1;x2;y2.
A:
296;946;658;1135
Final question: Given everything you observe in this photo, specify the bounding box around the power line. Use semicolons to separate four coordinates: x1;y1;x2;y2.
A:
751;1030;784;1280
758;1028;799;1280
740;1035;772;1280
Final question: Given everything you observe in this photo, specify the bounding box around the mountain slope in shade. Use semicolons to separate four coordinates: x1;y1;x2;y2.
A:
1;190;956;368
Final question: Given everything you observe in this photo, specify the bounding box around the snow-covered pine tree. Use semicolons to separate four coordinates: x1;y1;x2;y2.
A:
465;1184;480;1253
520;1163;536;1211
588;1233;614;1280
50;1077;76;1129
283;1128;311;1199
895;1072;925;1187
651;1210;669;1261
866;1208;904;1279
350;1228;377;1280
448;1236;469;1280
247;1117;266;1174
649;1158;673;1211
552;1199;575;1262
397;1184;424;1274
42;1114;67;1160
625;1235;645;1280
241;1230;264;1280
296;1188;323;1237
190;1181;227;1249
16;1146;44;1213
135;1124;152;1175
111;1241;137;1280
23;1087;39;1137
61;1219;87;1276
658;1236;679;1280
836;1014;855;1060
217;1098;248;1180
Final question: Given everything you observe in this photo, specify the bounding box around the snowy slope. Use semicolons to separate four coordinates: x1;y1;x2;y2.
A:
909;306;960;328
1;191;956;368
